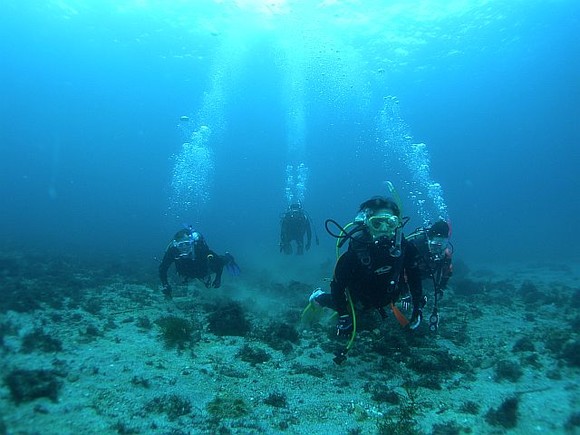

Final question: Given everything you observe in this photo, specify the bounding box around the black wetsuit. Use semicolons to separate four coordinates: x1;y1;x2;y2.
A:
325;235;423;316
407;230;453;292
159;244;227;289
280;210;312;255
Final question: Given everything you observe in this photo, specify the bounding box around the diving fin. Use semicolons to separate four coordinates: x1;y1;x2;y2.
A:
301;302;324;326
390;302;410;327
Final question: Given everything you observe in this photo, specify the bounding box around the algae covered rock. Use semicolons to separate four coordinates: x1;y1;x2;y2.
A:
5;369;62;403
155;315;196;349
207;300;250;337
144;393;192;421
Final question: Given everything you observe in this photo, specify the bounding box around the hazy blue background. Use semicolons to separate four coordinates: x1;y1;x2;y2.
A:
1;0;578;267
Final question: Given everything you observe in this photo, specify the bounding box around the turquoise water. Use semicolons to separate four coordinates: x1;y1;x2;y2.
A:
0;3;579;434
1;1;578;264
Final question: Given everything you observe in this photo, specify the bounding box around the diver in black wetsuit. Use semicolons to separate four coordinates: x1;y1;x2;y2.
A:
310;196;425;341
159;227;240;300
407;220;453;292
280;202;313;255
406;220;453;331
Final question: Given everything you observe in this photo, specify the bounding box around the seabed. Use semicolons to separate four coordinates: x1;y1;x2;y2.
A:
0;251;579;434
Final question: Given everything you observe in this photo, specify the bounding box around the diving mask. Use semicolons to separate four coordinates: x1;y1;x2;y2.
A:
366;212;400;239
428;236;448;257
174;238;194;257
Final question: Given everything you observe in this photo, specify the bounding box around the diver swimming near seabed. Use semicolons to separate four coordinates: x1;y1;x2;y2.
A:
159;226;240;300
279;201;319;255
406;219;454;332
303;182;426;365
281;162;319;254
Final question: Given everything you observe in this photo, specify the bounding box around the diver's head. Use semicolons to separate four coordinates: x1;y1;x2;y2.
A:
427;220;450;256
428;220;450;238
289;202;302;212
358;196;401;242
172;228;195;257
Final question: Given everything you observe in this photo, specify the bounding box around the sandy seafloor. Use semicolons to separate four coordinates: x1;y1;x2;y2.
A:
0;249;579;435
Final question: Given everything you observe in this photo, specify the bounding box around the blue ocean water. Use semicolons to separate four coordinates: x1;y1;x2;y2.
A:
0;0;578;266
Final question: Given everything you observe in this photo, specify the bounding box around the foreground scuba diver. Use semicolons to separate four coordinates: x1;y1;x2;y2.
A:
307;195;425;364
406;220;453;332
159;227;240;300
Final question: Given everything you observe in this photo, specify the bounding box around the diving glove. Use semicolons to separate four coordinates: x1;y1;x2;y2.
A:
409;296;427;330
309;288;324;304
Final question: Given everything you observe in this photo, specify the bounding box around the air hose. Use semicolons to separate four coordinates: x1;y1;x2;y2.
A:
333;290;357;365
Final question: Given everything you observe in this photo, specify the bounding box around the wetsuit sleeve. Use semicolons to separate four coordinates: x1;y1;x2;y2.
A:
441;253;453;288
330;252;354;315
159;248;175;287
404;241;423;307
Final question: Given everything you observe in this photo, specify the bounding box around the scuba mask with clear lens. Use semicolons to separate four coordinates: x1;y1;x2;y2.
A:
174;238;194;257
428;236;448;258
366;213;400;239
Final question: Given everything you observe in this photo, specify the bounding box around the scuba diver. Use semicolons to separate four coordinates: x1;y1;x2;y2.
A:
406;219;453;332
159;227;240;300
307;194;425;364
279;202;317;255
